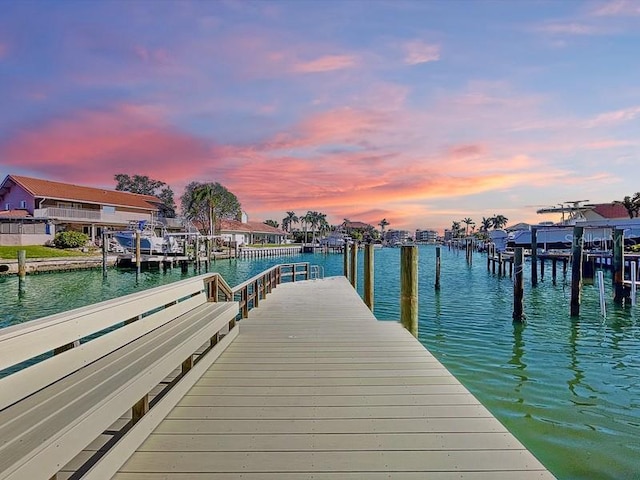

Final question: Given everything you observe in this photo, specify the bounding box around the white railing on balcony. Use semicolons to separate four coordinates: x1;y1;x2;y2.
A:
34;208;152;225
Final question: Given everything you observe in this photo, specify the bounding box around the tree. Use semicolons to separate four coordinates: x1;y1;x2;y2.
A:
461;217;474;236
378;218;389;239
614;193;640;219
114;173;177;218
491;215;509;229
265;219;279;228
282;211;299;233
182;182;241;236
451;221;462;238
480;217;493;232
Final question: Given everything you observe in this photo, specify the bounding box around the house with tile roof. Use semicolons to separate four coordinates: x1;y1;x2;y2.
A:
218;219;286;246
0;174;171;246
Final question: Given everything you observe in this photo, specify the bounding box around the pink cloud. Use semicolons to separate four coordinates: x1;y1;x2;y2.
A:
292;55;358;73
590;0;640;16
0;104;213;186
403;40;440;65
534;22;600;35
586;106;640;127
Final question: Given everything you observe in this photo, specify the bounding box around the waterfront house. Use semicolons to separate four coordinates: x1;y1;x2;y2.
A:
218;219;286;246
0;174;170;246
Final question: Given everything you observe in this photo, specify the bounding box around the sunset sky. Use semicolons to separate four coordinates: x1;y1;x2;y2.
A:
1;0;639;232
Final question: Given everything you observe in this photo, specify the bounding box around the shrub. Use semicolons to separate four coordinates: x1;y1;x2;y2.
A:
53;231;89;249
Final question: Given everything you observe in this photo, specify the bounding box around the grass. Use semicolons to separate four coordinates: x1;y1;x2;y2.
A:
0;245;98;259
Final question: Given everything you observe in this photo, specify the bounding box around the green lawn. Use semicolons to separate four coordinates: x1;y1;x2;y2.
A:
0;245;97;259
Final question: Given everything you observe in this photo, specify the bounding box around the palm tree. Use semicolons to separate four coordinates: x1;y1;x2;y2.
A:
302;211;315;244
451;221;462;238
491;214;509;230
461;217;474;236
189;184;217;236
378;218;389;240
613;193;640;219
265;219;279;228
282;211;299;233
480;217;493;232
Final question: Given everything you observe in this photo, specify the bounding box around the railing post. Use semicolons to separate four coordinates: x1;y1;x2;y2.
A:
135;230;141;275
364;243;374;311
400;245;418;337
102;232;108;277
305;262;310;280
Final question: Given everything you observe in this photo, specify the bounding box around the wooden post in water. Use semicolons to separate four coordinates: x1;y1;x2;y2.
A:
135;230;141;275
552;258;557;285
435;246;441;291
531;227;538;287
582;257;594;285
18;249;26;279
401;245;418;337
487;244;492;271
343;243;350;279
350;243;358;289
513;248;525;322
364;243;374;311
613;228;625;305
102;231;108;277
570;226;584;317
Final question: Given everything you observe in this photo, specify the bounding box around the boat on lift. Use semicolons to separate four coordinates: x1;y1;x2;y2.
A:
113;220;182;255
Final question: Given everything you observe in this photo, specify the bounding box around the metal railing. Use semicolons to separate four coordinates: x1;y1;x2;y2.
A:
204;262;315;320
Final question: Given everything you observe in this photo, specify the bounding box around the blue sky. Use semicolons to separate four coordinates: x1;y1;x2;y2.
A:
1;0;639;231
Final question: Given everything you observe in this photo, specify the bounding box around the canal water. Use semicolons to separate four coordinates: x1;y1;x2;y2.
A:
1;245;639;479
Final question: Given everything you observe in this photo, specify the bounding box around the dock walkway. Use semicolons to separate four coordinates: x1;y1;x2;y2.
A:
115;276;554;479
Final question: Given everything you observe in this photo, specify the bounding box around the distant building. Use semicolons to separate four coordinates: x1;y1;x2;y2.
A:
218;219;286;246
385;229;409;244
415;229;438;243
443;229;454;241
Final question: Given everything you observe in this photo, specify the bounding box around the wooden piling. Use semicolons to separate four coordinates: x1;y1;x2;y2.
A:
102;231;108;277
487;244;492;271
570;226;584;317
350;243;358;289
364;243;374;311
343;243;350;279
531;227;538;287
400;245;418;337
18;249;26;279
613;228;625;304
513;247;525;322
435;246;441;291
582;257;594;286
552;258;557;284
135;231;141;275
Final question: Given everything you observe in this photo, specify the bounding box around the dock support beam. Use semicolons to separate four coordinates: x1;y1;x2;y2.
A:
401;245;418;337
350;243;358;289
613;228;625;305
513;248;525;322
531;227;538;287
435;246;441;291
570;227;584;317
102;231;108;277
343;243;349;278
18;249;26;279
364;243;374;311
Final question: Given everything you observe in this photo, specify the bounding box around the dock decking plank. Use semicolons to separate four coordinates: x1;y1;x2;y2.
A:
116;276;554;479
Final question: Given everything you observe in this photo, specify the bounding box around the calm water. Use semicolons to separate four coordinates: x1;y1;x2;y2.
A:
2;246;639;479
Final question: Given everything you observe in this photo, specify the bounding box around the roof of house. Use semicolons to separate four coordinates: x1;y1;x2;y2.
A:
344;221;372;230
0;175;161;211
0;209;31;218
589;203;630;219
220;219;285;234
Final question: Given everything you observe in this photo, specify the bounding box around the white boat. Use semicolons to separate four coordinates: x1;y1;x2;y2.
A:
113;220;182;254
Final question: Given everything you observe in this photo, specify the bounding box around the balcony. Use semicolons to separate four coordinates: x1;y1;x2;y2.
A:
34;208;152;225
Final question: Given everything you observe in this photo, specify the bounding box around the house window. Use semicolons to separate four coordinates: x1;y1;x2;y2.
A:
20;200;26;209
102;206;116;214
4;203;9;211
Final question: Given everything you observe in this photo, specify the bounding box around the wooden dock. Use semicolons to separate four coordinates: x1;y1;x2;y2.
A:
114;276;554;479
